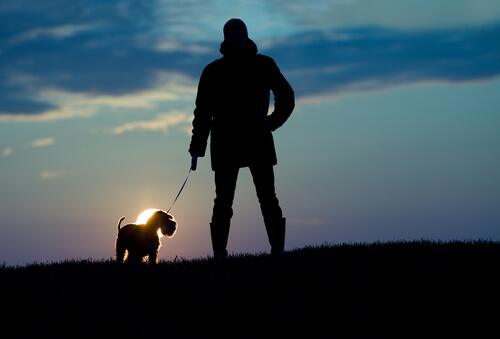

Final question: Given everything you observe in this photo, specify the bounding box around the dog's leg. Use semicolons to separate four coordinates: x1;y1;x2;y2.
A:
115;239;126;263
148;250;158;264
115;249;125;263
126;252;140;264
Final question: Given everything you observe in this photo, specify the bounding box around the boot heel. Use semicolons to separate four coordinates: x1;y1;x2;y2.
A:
265;217;286;255
210;222;230;259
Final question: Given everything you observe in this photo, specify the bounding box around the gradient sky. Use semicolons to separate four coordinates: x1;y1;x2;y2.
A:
1;0;499;266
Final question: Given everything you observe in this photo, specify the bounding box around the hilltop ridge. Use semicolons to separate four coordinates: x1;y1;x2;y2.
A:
2;240;498;337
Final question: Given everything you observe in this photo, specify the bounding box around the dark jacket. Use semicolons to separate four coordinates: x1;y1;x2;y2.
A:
189;38;295;170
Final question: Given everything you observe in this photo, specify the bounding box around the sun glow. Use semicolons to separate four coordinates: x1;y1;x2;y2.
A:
136;209;164;238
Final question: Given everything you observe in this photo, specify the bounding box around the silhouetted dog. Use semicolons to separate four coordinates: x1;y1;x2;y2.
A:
115;210;177;264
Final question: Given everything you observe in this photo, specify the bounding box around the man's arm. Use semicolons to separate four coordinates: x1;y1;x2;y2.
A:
189;67;213;158
267;58;295;131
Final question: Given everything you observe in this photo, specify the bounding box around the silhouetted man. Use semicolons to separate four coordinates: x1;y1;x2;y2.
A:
189;18;294;258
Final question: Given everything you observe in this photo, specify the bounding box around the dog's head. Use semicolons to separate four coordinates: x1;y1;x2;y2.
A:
147;210;177;238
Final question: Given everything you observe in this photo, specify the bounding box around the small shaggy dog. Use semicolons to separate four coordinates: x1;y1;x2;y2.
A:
115;210;177;264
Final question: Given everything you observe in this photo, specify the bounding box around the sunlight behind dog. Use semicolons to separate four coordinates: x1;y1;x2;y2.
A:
137;208;163;238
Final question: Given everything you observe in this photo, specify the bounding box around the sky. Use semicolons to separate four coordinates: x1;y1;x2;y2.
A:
1;0;499;266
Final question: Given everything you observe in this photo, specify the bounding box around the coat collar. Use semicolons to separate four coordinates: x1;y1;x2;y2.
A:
219;38;258;57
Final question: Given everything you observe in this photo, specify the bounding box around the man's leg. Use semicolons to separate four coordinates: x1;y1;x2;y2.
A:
211;167;239;258
249;165;285;255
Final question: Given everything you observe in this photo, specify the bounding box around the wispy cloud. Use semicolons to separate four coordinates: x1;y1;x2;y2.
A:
2;139;55;158
40;170;65;179
273;0;500;30
111;111;192;135
30;137;55;148
268;24;500;101
10;24;99;43
0;74;196;122
0;1;207;118
0;106;96;122
2;147;13;156
1;0;499;119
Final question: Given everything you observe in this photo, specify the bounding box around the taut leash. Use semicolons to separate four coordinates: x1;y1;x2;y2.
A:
166;156;197;213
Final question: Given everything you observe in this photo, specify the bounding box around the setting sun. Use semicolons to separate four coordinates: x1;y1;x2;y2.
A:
136;209;163;238
136;208;158;224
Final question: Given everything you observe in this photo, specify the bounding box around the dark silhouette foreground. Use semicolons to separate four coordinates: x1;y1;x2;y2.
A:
2;240;498;337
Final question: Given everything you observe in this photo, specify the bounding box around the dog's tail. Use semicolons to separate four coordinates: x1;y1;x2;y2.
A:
117;216;126;231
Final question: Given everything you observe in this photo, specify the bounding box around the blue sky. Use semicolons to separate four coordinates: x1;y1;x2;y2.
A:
1;0;499;265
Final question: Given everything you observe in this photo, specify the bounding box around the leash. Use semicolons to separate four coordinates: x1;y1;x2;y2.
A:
166;156;197;213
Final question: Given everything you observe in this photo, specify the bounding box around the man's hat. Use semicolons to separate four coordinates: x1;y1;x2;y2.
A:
223;18;248;39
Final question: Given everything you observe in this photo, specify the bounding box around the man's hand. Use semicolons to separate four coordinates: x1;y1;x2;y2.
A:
191;156;198;171
262;116;273;131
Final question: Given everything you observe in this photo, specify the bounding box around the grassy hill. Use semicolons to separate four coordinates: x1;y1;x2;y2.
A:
1;240;499;338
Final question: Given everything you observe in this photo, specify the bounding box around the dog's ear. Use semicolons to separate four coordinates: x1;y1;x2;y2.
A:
161;221;177;238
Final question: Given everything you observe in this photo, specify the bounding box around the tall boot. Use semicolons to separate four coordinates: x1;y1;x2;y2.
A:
265;217;286;255
210;222;230;259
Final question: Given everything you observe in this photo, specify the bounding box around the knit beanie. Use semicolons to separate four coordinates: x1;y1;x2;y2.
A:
223;18;248;39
